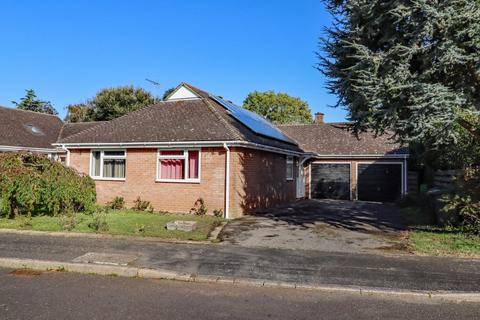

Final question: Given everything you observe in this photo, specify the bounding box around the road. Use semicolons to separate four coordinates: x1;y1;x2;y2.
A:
0;268;479;320
0;231;479;293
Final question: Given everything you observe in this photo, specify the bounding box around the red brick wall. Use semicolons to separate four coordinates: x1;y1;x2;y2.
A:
229;147;296;218
68;146;297;218
69;148;226;214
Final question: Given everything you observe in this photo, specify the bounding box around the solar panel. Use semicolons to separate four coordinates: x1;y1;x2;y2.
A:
211;95;297;145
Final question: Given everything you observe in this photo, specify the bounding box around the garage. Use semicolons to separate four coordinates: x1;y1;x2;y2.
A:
357;163;403;202
311;163;351;200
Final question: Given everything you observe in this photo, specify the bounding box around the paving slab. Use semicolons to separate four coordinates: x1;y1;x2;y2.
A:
72;252;138;266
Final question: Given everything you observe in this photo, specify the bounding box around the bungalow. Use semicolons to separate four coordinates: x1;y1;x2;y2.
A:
54;83;304;218
1;83;409;218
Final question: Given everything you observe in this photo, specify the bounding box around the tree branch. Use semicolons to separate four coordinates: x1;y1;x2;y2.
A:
458;118;480;141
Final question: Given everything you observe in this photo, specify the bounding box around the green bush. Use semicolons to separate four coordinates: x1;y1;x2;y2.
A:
213;209;224;218
58;211;77;231
441;173;480;235
132;197;151;211
88;207;109;232
190;198;207;215
0;153;96;218
107;196;125;210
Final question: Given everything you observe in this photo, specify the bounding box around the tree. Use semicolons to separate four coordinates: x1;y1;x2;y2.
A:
64;86;160;122
64;103;91;123
12;89;58;115
243;91;312;124
88;86;160;121
162;87;175;100
319;0;480;147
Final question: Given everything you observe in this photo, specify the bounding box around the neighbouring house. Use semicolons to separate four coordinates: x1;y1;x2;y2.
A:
0;106;64;158
280;113;409;203
1;83;409;218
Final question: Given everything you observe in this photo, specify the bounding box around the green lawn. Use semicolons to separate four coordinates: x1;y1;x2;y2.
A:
0;210;223;241
400;207;480;257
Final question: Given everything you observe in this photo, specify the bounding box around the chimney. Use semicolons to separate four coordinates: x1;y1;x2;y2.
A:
314;112;324;124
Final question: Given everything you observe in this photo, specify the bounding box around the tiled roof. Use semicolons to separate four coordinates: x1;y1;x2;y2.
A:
57;83;302;152
279;123;408;156
58;122;107;141
57;98;245;144
0;106;63;149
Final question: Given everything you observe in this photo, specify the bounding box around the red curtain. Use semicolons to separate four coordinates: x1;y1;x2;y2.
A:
161;159;184;179
188;151;199;179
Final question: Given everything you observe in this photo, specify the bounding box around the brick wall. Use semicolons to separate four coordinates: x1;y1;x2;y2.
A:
68;146;297;218
69;148;226;214
229;147;296;218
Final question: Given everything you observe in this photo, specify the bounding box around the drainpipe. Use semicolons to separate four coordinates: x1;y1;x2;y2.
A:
223;143;231;219
61;144;70;166
298;154;314;199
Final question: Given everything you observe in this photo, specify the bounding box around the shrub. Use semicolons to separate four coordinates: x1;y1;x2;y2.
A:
213;209;224;218
0;153;96;218
441;173;480;235
88;207;109;232
190;198;207;215
107;196;125;210
58;211;77;231
132;197;151;211
135;223;146;234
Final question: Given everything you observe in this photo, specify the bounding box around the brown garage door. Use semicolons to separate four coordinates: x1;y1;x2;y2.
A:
311;163;351;200
357;163;402;202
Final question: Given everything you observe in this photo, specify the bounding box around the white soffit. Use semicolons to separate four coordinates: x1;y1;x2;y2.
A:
167;86;199;100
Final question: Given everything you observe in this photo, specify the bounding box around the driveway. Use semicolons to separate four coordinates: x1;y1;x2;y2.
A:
219;199;408;254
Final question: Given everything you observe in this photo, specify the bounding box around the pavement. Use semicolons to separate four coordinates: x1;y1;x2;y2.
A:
220;199;408;253
1;267;479;320
0;231;479;298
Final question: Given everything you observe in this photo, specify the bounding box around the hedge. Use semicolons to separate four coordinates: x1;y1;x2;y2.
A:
0;153;96;218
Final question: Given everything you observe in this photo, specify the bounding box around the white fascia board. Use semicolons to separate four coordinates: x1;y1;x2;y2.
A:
54;140;305;156
0;145;62;153
312;153;409;159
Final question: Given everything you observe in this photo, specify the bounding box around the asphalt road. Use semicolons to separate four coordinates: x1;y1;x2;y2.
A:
0;231;479;292
0;268;479;320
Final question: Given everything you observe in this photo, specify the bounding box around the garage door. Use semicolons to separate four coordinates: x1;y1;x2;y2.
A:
357;163;402;202
311;163;350;200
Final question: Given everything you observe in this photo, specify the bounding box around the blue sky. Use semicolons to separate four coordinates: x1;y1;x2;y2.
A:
0;0;347;122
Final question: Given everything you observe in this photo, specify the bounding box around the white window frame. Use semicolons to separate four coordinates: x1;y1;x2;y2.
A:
90;149;127;181
156;149;201;183
286;156;294;181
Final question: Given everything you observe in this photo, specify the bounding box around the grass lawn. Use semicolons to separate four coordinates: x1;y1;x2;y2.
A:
400;207;480;257
0;210;223;241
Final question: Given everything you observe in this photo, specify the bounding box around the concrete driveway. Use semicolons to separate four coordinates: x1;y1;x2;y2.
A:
219;199;408;254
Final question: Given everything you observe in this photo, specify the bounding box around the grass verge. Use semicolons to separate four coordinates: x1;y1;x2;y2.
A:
400;207;480;257
0;210;223;241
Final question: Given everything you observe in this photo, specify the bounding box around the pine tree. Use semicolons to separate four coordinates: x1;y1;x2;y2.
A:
12;89;58;115
319;0;480;147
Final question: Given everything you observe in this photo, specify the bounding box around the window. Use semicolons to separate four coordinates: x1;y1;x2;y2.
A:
286;156;294;181
90;150;126;179
157;149;200;182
